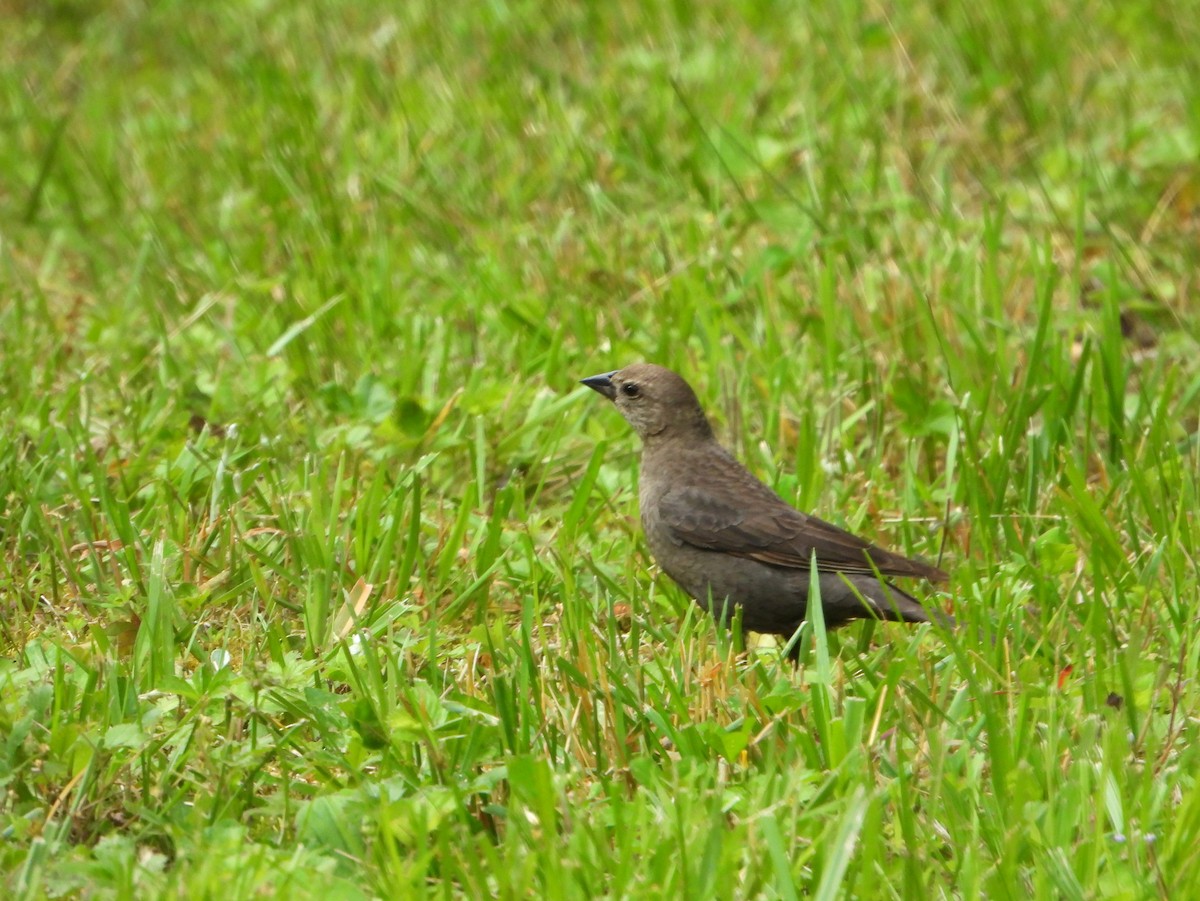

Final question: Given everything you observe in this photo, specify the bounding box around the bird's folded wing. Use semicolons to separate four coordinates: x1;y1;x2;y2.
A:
658;484;947;581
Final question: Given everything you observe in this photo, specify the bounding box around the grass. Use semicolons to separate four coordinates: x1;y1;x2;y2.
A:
2;0;1199;896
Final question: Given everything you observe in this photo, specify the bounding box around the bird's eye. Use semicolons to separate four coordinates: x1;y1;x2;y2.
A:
622;383;641;398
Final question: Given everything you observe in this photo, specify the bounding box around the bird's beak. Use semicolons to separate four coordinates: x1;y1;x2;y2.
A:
580;371;618;400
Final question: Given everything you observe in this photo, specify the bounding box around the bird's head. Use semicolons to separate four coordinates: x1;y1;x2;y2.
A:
581;363;714;443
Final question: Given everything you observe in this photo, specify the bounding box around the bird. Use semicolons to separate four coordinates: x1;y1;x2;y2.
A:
581;363;950;658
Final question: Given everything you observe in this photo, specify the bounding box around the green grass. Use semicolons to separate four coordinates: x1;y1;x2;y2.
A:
2;0;1199;897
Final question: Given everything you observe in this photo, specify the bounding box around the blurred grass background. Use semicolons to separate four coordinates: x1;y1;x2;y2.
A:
2;0;1199;897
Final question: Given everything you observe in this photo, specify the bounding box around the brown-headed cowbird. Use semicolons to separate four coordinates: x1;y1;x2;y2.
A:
582;363;950;656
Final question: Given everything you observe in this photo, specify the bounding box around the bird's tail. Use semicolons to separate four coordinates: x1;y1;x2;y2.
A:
876;580;955;629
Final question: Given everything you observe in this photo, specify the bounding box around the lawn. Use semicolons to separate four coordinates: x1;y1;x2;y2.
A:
2;0;1199;897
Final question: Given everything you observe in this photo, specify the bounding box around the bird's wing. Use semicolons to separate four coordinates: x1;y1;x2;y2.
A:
657;479;947;581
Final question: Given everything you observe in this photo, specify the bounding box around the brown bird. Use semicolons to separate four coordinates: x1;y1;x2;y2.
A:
582;363;950;657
